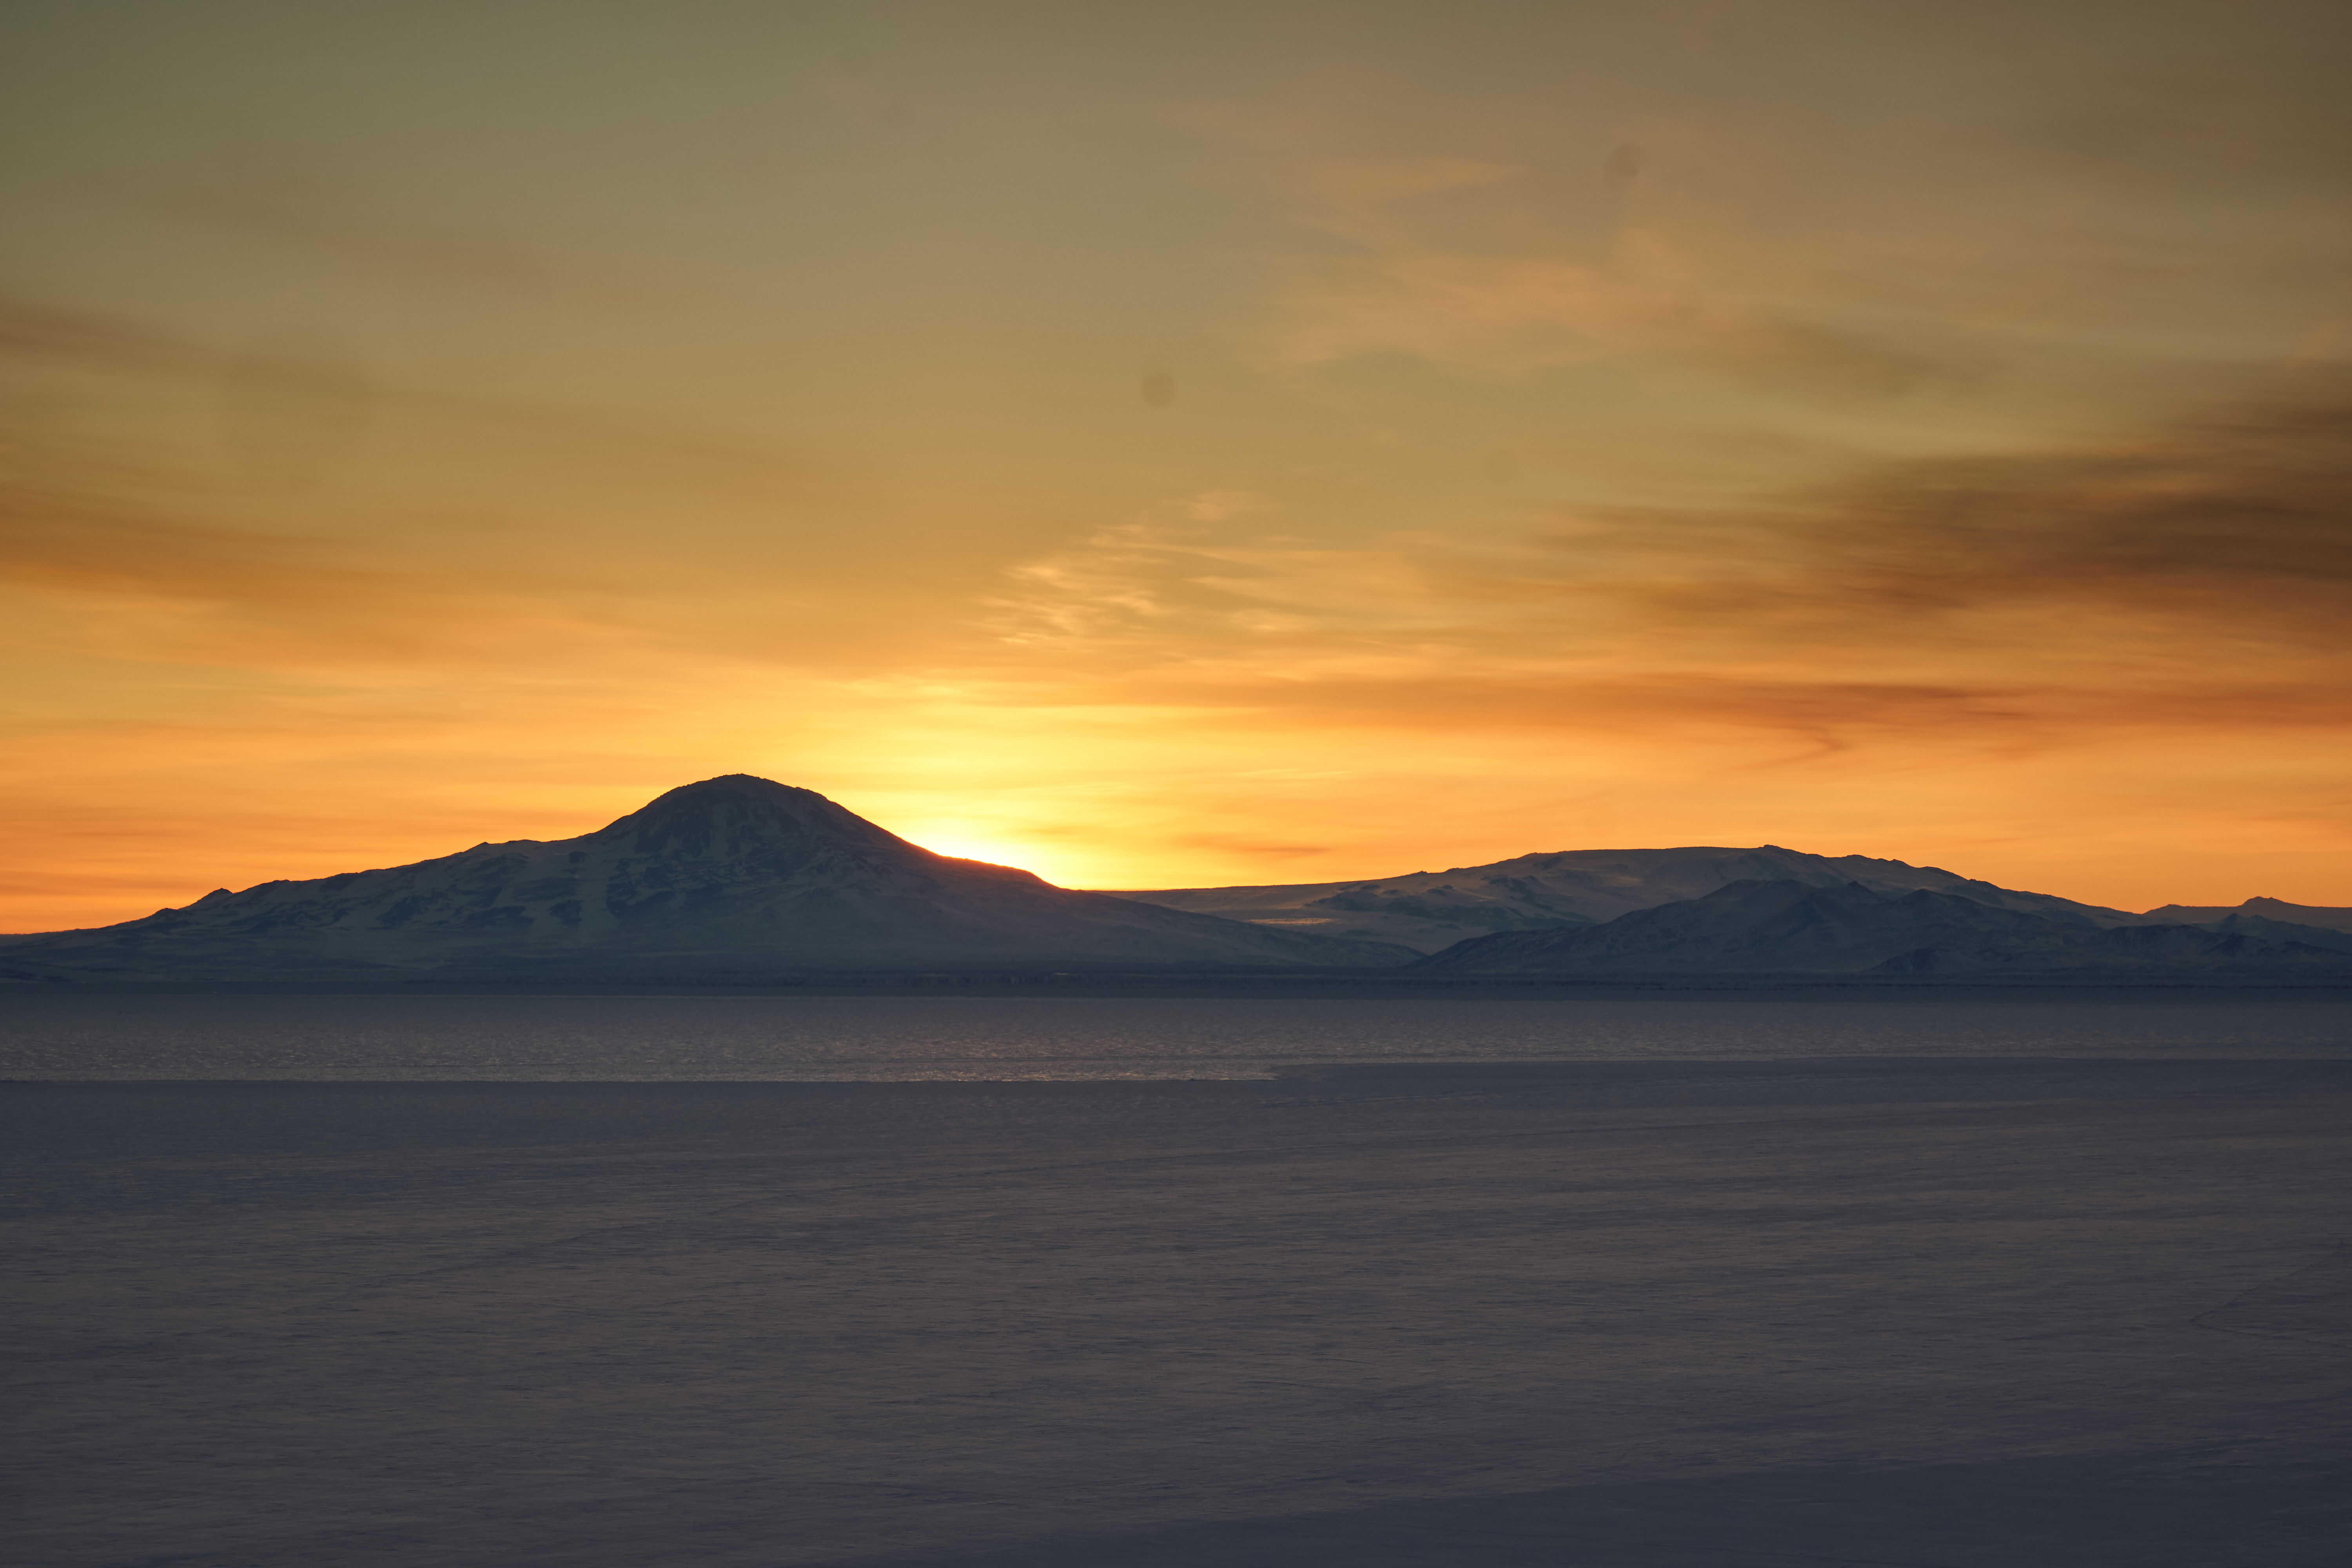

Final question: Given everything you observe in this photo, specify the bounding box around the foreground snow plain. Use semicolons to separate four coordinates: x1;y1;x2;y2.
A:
9;1059;2349;1566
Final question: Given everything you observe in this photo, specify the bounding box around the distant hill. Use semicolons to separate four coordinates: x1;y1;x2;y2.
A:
2141;897;2352;933
13;786;2341;984
0;776;1419;982
1409;879;2352;977
1111;846;2141;955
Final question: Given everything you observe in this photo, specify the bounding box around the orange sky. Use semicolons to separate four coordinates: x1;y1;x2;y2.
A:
4;0;2349;931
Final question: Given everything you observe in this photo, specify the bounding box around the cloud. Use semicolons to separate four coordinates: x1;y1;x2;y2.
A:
1252;135;2001;399
0;296;806;486
1229;31;2352;404
1583;374;2352;645
982;376;2352;755
127;176;659;306
0;292;861;671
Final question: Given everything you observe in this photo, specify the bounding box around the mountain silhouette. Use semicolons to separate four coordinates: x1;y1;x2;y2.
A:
1410;879;2352;976
0;776;1419;980
2140;897;2352;933
1116;846;2140;954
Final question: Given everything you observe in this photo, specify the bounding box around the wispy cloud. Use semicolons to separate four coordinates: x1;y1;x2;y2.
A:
1587;376;2352;646
0;292;846;671
984;378;2352;755
0;296;807;481
126;175;661;305
1253;136;2016;402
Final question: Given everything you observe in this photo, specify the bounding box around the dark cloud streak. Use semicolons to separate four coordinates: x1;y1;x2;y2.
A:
1551;374;2352;644
0;296;809;484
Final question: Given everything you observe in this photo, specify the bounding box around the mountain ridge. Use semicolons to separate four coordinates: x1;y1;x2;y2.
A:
2140;897;2352;933
0;776;1419;980
1409;879;2352;978
1111;845;2142;954
7;778;2344;984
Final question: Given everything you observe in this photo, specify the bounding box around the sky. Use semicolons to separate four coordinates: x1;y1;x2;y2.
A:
3;0;2348;931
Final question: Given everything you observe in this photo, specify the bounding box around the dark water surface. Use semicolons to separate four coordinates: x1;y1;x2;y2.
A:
4;987;2348;1079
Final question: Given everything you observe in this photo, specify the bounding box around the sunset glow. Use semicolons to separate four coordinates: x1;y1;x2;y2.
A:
4;1;2348;931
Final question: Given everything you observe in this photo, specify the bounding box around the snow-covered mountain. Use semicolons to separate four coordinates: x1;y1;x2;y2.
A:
1409;879;2352;976
11;783;2341;983
2140;897;2352;933
1111;846;2141;955
1;776;1420;980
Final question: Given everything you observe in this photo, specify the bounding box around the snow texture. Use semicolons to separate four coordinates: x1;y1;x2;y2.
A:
10;1058;2350;1566
1;777;1418;980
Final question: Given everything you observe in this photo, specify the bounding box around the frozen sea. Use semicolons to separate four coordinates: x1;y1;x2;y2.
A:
3;986;2349;1079
9;988;2350;1566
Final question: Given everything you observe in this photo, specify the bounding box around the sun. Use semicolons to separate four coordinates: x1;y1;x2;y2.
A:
892;817;1121;888
905;831;1053;876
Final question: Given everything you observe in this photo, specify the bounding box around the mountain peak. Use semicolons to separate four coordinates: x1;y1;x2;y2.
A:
2140;896;2352;932
630;773;840;814
1115;844;2140;953
659;773;819;796
2;774;1418;977
587;775;923;867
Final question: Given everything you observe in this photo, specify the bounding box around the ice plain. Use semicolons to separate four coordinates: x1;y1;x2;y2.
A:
5;993;2350;1566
